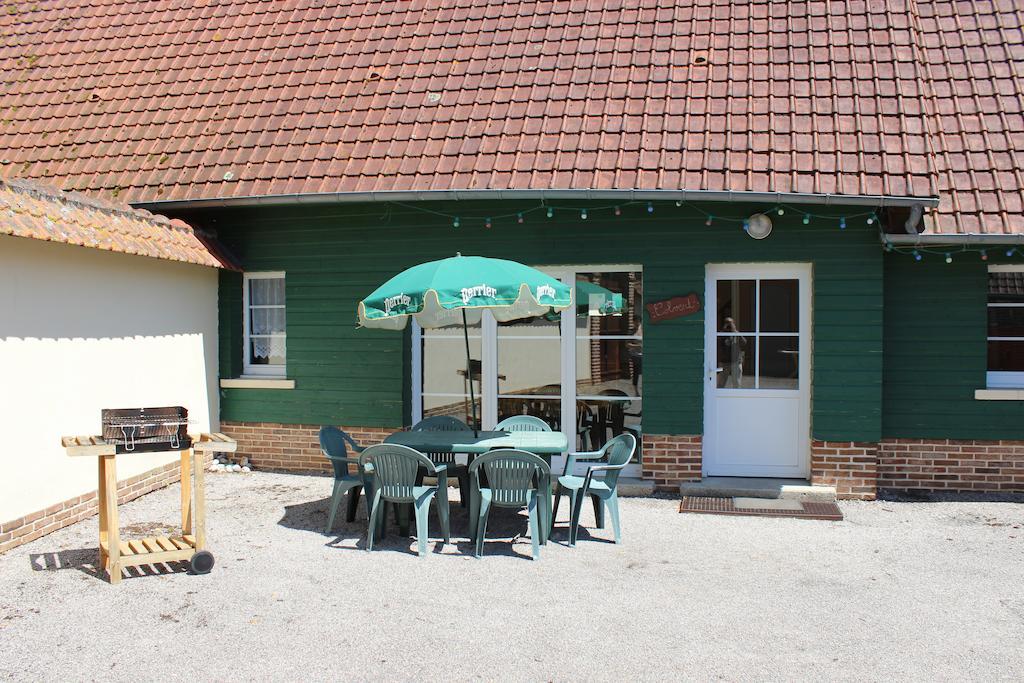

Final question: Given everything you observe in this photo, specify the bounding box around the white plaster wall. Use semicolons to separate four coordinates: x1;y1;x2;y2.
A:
0;235;219;522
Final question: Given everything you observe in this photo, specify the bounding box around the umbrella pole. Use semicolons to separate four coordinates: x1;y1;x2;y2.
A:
461;308;478;436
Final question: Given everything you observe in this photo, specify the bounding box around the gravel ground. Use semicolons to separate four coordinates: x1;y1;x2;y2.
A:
1;472;1022;682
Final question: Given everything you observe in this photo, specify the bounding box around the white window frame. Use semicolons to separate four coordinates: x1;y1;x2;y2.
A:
987;265;1024;389
243;271;287;377
412;264;643;476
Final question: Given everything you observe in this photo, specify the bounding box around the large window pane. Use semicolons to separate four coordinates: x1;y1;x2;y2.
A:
249;277;284;306
576;397;641;455
760;279;799;333
988;272;1024;303
717;334;754;388
759;336;799;389
422;394;480;427
422;333;481;396
988;307;1024;338
989;340;1024;372
717;280;756;332
249;337;285;366
498;397;561;432
575;272;642;336
497;337;560;394
575;338;641;397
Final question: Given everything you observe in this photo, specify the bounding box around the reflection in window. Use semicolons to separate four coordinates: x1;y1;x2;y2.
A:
717;335;754;388
420;329;482;428
759;336;799;389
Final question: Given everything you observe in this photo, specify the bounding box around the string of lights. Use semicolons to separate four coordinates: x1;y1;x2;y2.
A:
386;199;1021;260
388;199;881;232
884;242;1020;262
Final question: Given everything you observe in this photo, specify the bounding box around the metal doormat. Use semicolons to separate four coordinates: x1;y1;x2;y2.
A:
678;496;843;521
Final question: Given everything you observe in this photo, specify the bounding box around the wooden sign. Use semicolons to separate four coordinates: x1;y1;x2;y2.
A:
646;293;701;323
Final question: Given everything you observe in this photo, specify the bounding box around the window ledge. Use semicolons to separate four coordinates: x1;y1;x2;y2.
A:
220;377;295;390
975;388;1024;401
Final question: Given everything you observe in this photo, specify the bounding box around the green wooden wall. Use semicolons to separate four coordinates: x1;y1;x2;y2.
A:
882;252;1024;439
182;200;884;441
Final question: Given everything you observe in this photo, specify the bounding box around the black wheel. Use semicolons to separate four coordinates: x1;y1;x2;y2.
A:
189;550;215;575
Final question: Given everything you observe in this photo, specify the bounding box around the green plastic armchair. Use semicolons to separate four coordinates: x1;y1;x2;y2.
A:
359;444;451;557
495;415;552;432
468;449;550;560
412;416;471;507
551;433;636;546
319;426;369;533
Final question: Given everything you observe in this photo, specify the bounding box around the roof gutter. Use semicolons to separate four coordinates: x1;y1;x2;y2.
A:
882;233;1024;245
133;188;940;212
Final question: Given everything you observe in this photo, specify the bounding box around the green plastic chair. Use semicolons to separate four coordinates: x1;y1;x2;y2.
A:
359;444;451;557
412;416;471;507
551;433;636;546
495;415;552;432
319;426;369;534
468;449;550;560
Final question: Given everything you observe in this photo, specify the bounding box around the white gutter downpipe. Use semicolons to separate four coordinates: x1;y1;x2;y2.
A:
133;188;940;212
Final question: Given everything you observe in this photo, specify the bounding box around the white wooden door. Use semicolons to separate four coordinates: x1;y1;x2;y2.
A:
702;264;811;478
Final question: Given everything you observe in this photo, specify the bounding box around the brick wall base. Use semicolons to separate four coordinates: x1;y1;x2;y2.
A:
642;435;702;490
0;455;206;555
221;421;396;474
879;439;1024;493
811;441;879;500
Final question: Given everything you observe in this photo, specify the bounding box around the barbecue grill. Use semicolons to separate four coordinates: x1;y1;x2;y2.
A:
101;406;191;454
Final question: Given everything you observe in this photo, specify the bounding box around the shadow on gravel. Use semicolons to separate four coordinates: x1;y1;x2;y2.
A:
280;494;561;559
878;489;1024;504
28;548;188;582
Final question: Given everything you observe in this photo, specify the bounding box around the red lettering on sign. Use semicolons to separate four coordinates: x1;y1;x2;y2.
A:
646;293;702;323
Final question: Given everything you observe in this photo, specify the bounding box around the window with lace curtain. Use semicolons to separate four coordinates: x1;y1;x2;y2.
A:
244;272;286;376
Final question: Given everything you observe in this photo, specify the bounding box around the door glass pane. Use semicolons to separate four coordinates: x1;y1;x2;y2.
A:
760;279;799;333
716;334;754;388
759;336;799;389
717;280;755;332
576;397;641;457
988;340;1024;372
988;306;1024;338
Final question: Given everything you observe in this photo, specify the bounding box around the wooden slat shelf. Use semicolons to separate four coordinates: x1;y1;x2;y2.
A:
99;535;199;567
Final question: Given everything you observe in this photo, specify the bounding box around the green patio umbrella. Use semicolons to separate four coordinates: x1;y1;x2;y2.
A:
357;254;573;433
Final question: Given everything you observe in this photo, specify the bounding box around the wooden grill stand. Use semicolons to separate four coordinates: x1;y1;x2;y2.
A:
60;433;236;584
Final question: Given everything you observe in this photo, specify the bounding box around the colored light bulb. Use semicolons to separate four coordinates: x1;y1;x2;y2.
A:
453;217;460;228
803;214;810;225
647;201;654;213
546;207;554;218
517;212;524;224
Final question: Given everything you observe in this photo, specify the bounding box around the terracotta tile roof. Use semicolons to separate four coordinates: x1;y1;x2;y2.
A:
0;178;233;268
0;1;1019;234
917;1;1024;235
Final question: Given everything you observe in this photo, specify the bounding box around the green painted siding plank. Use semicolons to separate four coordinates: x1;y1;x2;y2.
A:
882;255;1024;439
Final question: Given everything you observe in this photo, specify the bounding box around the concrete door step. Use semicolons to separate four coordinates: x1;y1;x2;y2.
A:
679;477;836;502
616;477;656;497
